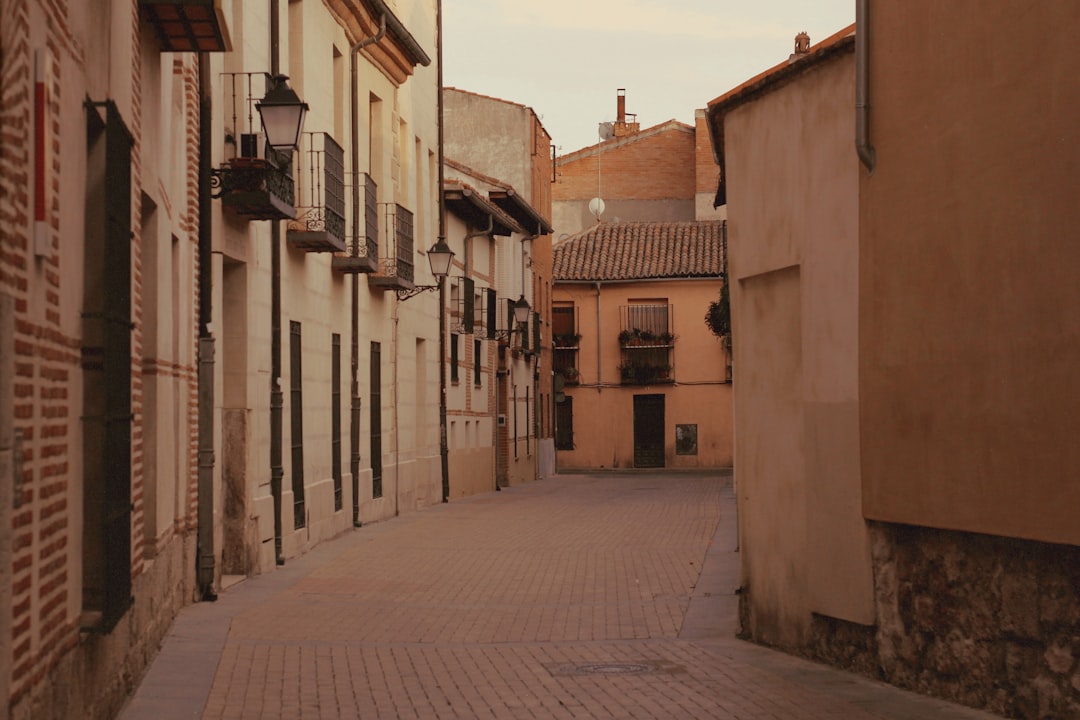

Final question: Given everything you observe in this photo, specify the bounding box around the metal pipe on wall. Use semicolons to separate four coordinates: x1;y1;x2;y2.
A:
349;16;386;526
269;0;285;564
856;0;876;172
437;0;450;503
196;51;218;598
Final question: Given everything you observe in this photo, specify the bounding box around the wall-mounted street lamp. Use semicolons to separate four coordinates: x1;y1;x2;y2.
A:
210;73;309;221
256;74;309;151
512;294;531;324
395;237;455;301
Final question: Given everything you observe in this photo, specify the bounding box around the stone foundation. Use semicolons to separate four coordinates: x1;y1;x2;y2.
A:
795;523;1080;720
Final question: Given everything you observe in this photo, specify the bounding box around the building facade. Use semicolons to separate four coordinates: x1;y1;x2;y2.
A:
0;0;442;717
552;222;731;470
553;90;723;238
443;88;555;487
709;10;1080;718
0;0;223;716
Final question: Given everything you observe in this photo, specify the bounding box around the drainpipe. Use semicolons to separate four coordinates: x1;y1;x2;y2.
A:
437;0;450;503
349;15;386;526
855;0;876;172
595;281;602;388
196;52;218;599
269;0;285;564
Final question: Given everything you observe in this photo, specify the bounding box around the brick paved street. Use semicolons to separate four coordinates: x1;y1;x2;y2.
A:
119;473;1001;720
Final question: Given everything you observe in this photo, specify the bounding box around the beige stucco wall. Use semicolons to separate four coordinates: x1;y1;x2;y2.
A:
860;2;1080;547
724;48;873;645
554;279;732;470
210;0;441;572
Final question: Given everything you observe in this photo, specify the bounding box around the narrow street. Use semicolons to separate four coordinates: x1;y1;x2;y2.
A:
119;474;998;720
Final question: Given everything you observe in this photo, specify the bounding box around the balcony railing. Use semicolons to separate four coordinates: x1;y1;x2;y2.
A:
287;132;345;252
368;203;415;292
333;172;379;274
211;73;296;221
213;156;296;221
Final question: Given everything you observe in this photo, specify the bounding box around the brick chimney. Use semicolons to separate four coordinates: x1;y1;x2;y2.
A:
790;31;810;62
613;88;640;138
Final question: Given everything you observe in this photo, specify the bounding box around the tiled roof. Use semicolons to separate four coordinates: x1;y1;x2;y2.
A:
553;221;725;282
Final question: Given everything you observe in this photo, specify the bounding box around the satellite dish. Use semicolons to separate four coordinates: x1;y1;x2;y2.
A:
588;197;606;218
598;122;615;140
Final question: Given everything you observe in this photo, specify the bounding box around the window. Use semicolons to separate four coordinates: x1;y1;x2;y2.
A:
474;339;482;385
290;321;305;528
552;303;579;383
332;333;342;511
450;333;459;383
82;100;133;632
370;342;382;498
619;301;674;384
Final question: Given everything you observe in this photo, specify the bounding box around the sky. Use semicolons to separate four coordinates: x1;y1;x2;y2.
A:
442;0;855;154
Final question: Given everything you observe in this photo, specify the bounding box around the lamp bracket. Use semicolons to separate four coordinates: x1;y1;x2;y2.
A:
395;284;440;301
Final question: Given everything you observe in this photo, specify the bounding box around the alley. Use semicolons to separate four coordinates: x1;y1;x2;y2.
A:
119;474;999;720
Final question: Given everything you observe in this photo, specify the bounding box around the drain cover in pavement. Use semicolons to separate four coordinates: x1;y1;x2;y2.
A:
547;661;684;677
577;663;653;675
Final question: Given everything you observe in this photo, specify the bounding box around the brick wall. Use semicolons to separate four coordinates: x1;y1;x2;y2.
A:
554;124;695;203
1;2;202;717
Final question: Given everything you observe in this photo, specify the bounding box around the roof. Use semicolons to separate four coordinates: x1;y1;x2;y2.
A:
444;157;553;235
358;0;431;66
705;24;856;206
443;179;523;236
557;119;694;165
552;221;725;282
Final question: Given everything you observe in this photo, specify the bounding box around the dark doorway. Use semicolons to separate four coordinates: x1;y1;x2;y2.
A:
633;394;665;468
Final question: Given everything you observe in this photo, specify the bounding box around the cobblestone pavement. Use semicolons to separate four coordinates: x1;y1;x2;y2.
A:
120;473;1002;720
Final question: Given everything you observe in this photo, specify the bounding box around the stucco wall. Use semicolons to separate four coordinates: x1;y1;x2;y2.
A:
554;279;731;470
724;47;873;642
859;2;1080;546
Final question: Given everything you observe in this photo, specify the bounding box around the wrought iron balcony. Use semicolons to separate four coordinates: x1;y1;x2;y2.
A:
212;157;296;221
287;133;346;252
333;173;380;274
369;204;416;293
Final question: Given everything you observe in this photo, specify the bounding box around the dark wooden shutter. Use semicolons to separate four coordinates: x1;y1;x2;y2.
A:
462;277;475;333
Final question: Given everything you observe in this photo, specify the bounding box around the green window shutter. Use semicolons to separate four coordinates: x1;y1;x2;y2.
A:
532;311;541;352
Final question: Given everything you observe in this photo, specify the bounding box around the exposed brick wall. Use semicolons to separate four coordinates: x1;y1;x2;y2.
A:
2;1;202;716
554;126;695;203
694;112;720;197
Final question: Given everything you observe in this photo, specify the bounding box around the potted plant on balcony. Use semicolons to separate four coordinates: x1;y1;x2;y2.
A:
561;367;580;385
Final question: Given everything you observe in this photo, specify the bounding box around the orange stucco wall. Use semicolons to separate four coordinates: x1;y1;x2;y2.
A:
859;2;1080;546
724;46;873;644
554;279;731;470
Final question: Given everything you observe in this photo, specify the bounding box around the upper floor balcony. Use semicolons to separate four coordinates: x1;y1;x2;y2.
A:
368;204;415;293
333;172;380;274
287;132;346;253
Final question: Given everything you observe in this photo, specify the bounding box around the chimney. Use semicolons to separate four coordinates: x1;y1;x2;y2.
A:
790;31;810;62
613;89;639;138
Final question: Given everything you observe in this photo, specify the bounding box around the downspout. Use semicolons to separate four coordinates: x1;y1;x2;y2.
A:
270;0;285;564
437;0;450;503
595;282;602;388
350;15;386;526
855;0;876;172
196;52;218;598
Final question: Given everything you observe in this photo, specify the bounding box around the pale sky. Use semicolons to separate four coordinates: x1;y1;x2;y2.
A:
443;0;855;154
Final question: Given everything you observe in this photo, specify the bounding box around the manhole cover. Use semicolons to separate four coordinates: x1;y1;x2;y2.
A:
547;661;683;677
575;663;653;675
